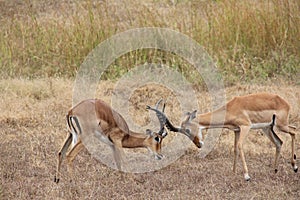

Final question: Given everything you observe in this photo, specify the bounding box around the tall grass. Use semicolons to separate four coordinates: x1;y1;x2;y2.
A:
203;0;300;82
0;0;299;84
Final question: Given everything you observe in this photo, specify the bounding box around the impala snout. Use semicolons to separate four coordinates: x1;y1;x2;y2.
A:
193;135;204;148
200;141;204;148
148;146;164;160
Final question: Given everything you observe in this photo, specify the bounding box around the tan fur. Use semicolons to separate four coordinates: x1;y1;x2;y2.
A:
182;92;297;180
54;99;164;183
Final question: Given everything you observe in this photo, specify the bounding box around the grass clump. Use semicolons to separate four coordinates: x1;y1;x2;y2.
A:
203;0;299;83
0;0;299;85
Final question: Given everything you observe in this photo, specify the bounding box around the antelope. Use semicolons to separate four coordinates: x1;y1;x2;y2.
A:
54;99;167;183
149;93;298;181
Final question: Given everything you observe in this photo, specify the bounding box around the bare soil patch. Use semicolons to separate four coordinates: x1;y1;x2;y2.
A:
0;78;299;199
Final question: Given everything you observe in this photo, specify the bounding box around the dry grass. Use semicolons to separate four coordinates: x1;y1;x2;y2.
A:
0;78;299;199
0;1;300;199
0;0;299;83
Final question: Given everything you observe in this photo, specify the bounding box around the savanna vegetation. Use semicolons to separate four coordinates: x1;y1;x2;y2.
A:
0;0;299;199
0;0;299;84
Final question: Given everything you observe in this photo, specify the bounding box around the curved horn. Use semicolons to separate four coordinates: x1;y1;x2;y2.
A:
165;118;181;132
155;98;163;109
148;105;195;137
147;102;181;133
147;106;167;124
146;99;168;137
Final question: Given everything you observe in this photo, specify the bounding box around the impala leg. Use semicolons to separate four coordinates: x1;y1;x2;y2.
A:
55;133;72;183
110;145;123;171
278;126;298;172
290;132;298;172
262;127;282;173
233;130;240;173
271;131;282;173
109;132;125;171
238;126;251;181
66;140;84;177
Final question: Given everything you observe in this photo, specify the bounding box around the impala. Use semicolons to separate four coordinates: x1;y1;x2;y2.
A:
54;99;167;183
149;93;298;181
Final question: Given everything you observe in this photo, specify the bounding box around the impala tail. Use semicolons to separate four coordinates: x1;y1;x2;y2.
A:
271;114;276;127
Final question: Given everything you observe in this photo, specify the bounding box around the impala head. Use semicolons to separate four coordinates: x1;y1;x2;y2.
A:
145;129;166;160
147;101;204;148
180;110;204;148
145;99;168;160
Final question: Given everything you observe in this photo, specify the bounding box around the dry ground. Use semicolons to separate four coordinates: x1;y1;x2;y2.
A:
0;78;299;200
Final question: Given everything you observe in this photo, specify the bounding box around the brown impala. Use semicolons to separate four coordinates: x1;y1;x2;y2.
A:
148;93;298;181
54;99;167;183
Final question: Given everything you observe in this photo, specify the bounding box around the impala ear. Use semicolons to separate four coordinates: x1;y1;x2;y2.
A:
161;129;168;138
146;129;153;136
187;110;197;122
191;110;197;119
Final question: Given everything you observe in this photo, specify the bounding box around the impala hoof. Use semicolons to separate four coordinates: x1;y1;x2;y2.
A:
54;176;60;183
244;174;251;181
294;166;298;173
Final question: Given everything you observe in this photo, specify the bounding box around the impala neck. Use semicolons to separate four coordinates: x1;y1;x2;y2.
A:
198;106;227;128
121;131;147;148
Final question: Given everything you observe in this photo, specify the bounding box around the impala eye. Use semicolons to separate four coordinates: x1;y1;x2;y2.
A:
155;136;160;142
185;128;191;134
